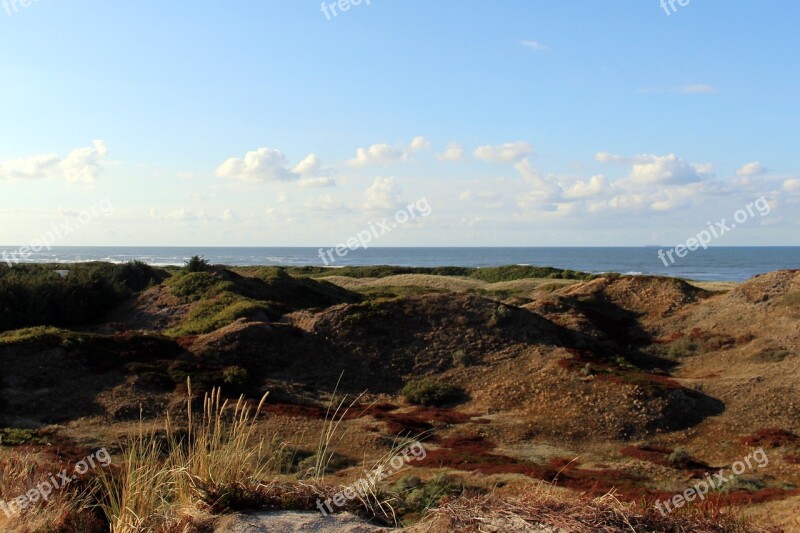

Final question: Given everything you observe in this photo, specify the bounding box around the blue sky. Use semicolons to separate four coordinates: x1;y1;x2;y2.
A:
1;0;798;247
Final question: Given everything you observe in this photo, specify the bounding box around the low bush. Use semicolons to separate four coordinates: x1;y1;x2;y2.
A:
753;348;791;363
402;379;463;406
668;446;692;468
392;473;466;516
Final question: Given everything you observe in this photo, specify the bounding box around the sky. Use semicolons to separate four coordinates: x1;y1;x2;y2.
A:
0;0;798;247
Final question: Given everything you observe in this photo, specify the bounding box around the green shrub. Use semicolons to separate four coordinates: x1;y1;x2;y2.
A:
780;292;800;308
0;326;64;346
0;428;46;446
402;379;463;406
668;446;692;468
667;338;700;358
393;473;465;515
168;293;275;336
168;272;222;299
452;349;476;367
184;255;212;273
753;349;791;363
487;304;513;328
223;366;250;387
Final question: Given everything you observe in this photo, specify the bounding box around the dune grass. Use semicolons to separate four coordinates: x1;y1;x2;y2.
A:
95;381;273;532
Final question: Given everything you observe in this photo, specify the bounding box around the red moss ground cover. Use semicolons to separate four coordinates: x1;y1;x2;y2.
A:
741;428;800;448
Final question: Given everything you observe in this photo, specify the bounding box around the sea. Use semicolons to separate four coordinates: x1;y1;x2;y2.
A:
1;246;798;282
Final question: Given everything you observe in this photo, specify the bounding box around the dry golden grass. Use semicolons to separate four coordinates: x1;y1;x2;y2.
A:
418;483;773;533
323;273;579;299
96;380;273;532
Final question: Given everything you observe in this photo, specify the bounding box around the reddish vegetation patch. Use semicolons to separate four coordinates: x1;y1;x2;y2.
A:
259;400;477;438
264;403;327;419
419;443;558;479
369;406;480;437
372;411;434;436
436;435;496;453
741;428;800;448
176;336;197;350
407;407;474;425
548;456;581;470
620;445;672;467
619;445;711;472
558;357;683;391
718;488;800;506
34;430;99;464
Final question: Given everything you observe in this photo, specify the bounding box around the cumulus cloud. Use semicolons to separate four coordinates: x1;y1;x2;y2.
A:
597;153;710;185
348;137;429;168
474;141;533;163
364;176;402;211
409;136;431;153
292;153;322;176
737;161;767;177
216;148;299;182
627;154;708;185
783;178;800;194
0;140;109;185
436;142;466;162
563;175;609;199
216;148;334;186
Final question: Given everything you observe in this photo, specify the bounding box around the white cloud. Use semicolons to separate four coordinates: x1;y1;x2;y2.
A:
0;153;60;180
348;137;429;168
737;161;767;177
303;194;350;212
459;190;499;201
0;140;109;185
409;136;431;153
474;141;533;163
677;84;718;94
628;154;706;185
60;140;109;185
298;176;336;188
216;148;302;182
436;142;466;162
563;175;609;199
364;176;402;211
783;178;800;194
292;153;322;176
598;153;709;186
520;40;548;50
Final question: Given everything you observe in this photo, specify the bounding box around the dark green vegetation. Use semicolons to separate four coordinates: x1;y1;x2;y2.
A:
166;265;360;335
391;473;467;517
0;261;167;333
402;378;464;406
0;427;46;446
282;264;595;282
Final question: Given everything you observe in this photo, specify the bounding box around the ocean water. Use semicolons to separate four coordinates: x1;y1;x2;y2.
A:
1;246;798;282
